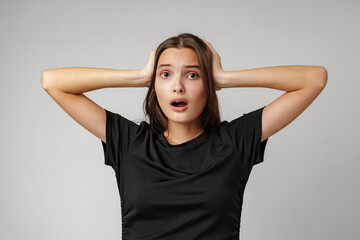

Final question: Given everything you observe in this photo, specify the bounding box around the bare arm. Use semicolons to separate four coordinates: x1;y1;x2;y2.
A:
218;65;328;142
219;65;326;91
41;50;156;143
201;38;327;143
41;67;150;93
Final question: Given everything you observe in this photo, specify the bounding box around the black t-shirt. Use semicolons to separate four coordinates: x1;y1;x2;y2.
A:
101;106;269;240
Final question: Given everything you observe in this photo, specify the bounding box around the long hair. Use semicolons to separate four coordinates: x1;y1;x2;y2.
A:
143;33;221;137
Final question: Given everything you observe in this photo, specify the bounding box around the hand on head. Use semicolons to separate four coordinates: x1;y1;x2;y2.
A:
140;49;157;87
201;38;225;91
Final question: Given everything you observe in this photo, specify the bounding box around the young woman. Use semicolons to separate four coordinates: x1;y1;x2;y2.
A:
42;33;327;239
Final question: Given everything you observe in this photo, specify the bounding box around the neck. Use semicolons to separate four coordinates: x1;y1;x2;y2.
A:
164;119;204;145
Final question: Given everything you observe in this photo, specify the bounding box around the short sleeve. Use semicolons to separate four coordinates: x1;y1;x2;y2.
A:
100;109;139;173
228;105;269;166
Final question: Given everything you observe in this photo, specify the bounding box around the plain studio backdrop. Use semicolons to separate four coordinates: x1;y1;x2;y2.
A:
1;0;359;239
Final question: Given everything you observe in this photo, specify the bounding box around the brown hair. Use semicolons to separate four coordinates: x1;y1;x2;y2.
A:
143;33;221;137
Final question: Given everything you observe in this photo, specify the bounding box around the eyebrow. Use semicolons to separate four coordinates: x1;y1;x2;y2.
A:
157;64;200;69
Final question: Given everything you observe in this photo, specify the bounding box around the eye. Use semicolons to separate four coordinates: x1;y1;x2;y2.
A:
160;71;170;78
187;72;200;79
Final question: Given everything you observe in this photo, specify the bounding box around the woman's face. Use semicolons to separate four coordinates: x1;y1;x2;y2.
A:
154;47;207;127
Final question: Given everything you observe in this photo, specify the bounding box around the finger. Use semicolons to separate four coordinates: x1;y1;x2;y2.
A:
202;39;213;48
201;38;211;47
201;39;217;54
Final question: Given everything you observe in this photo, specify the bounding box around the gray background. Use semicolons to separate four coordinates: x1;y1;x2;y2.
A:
1;0;359;239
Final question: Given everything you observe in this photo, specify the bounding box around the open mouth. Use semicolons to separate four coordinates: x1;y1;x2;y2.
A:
171;101;188;107
170;99;189;111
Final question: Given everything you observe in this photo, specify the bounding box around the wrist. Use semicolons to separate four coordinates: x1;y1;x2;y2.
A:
215;70;228;88
138;68;152;87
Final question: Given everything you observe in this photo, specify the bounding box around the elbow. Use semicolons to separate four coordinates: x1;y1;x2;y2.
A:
316;66;328;88
41;70;53;91
306;66;328;89
318;66;328;88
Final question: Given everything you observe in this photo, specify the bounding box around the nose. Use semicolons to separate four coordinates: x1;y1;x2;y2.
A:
172;76;185;93
173;87;184;93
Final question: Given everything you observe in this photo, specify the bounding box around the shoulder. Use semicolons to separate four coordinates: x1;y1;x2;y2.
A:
216;106;266;140
224;106;265;127
104;109;150;138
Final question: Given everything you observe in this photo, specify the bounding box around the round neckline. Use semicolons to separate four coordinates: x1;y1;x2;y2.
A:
160;130;209;147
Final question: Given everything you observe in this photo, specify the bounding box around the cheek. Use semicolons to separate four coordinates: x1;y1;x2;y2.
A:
191;83;207;103
155;81;168;106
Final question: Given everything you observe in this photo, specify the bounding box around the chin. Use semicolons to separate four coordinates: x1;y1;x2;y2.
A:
167;114;201;124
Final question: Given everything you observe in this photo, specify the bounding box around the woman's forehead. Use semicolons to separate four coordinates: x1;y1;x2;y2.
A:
158;48;199;66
